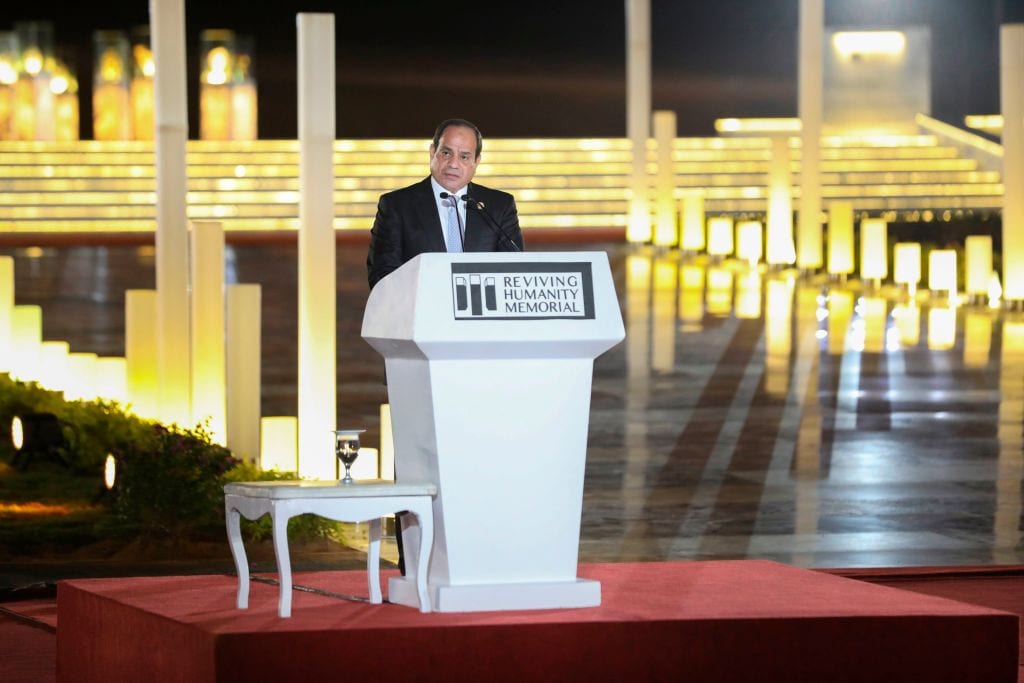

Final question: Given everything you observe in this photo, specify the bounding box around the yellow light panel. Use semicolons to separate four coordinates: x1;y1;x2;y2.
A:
832;31;906;59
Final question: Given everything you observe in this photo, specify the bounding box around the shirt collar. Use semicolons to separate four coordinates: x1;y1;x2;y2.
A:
430;177;467;202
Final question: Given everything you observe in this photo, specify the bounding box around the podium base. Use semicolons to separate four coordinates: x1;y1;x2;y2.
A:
388;576;601;612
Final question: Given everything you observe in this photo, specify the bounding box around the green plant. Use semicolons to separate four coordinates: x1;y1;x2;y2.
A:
111;423;239;539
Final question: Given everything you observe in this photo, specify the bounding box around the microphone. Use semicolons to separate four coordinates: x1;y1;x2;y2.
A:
462;195;522;252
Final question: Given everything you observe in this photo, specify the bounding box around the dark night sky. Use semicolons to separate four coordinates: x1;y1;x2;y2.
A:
6;0;1024;139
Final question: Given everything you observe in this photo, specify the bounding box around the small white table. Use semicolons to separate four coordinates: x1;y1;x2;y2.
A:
224;480;436;617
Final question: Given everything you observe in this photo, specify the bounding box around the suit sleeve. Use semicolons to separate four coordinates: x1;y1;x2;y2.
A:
366;193;403;289
495;194;525;252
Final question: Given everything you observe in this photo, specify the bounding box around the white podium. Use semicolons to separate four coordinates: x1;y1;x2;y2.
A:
361;252;624;612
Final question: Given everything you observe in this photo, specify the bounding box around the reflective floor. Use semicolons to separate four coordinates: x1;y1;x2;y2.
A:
3;240;1023;569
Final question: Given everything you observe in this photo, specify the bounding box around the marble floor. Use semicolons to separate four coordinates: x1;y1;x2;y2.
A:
3;240;1023;570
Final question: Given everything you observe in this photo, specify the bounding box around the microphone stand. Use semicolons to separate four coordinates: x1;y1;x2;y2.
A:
463;196;522;252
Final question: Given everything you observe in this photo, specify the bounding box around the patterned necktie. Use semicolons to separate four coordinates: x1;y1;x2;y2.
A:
445;195;463;253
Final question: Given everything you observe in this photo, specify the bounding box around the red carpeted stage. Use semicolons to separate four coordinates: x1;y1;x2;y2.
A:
56;560;1018;683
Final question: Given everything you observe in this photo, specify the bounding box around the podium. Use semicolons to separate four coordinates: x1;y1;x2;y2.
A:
361;252;624;612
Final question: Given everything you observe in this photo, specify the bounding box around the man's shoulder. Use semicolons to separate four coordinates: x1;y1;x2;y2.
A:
381;177;431;202
469;182;515;203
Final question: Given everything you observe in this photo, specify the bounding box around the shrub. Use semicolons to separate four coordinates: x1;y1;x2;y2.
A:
111;423;239;539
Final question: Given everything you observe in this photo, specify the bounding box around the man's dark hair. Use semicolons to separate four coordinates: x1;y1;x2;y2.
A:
432;119;483;159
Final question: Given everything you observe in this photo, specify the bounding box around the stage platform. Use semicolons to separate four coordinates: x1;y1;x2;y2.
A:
56;560;1018;683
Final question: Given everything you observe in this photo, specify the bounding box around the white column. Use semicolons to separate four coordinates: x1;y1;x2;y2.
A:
679;191;705;252
826;201;854;277
297;13;337;480
965;235;993;300
150;0;191;425
767;135;796;265
227;283;261;464
652;110;677;247
626;0;651;243
1001;24;1024;303
798;0;824;270
125;290;160;420
190;221;226;444
0;256;13;373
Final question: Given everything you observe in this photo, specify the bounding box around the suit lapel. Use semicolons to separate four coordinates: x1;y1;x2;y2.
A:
414;177;446;252
463;182;482;251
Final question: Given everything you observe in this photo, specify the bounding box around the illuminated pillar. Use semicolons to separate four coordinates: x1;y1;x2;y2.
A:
199;29;234;141
1002;24;1024;304
767;135;796;266
679;191;705;253
965;235;993;302
297;13;336;480
190;221;226;444
125;289;159;419
151;0;191;426
736;220;763;267
261;416;297;473
231;36;258;140
0;256;12;373
798;0;824;270
66;352;97;401
227;283;261;464
130;26;155;140
652;110;677;247
38;341;69;391
707;216;734;258
0;35;14;140
95;357;128;404
92;31;132;140
859;218;888;285
928;249;958;300
826;202;854;277
893;242;921;298
10;305;42;382
626;0;651;243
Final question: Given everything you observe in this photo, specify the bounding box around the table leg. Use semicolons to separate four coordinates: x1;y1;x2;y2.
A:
367;517;382;604
271;504;294;618
225;496;249;609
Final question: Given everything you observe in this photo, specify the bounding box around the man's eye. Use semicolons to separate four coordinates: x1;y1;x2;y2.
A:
441;150;452;158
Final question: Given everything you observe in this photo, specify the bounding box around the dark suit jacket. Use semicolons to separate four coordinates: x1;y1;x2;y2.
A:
366;177;524;289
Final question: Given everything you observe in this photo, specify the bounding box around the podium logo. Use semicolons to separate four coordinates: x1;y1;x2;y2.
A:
451;262;595;320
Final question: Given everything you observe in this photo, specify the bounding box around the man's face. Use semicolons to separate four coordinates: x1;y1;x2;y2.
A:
429;125;479;192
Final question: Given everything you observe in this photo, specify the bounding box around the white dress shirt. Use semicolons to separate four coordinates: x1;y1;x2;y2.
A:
430;177;467;247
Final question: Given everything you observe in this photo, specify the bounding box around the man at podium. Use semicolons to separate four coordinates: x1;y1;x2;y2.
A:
366;118;525;289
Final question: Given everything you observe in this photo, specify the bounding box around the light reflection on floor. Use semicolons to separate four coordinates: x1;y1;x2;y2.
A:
3;241;1022;569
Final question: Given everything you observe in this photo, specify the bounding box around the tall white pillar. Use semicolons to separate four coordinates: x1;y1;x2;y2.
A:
227;284;261;464
652;110;677;247
1001;24;1024;304
767;135;796;265
797;0;824;270
0;256;13;373
679;191;705;252
297;13;337;480
125;289;160;420
626;0;651;243
150;0;191;426
190;221;226;444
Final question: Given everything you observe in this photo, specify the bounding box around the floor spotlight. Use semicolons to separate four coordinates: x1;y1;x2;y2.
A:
9;413;69;470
